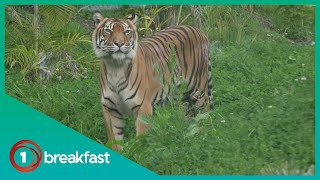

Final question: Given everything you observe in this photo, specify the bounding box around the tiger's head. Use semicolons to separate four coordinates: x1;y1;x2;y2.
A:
92;12;138;65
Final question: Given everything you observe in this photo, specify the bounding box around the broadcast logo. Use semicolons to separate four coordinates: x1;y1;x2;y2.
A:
10;140;42;172
10;139;111;173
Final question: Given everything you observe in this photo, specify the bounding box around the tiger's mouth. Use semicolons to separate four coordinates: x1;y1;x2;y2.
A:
111;51;127;59
114;49;124;53
111;51;127;61
112;47;131;55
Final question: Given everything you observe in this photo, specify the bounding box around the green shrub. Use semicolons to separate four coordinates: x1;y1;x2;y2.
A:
278;6;314;41
257;5;315;42
201;6;261;45
5;6;92;81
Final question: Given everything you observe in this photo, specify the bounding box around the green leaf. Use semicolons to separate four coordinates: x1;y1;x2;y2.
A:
39;5;77;32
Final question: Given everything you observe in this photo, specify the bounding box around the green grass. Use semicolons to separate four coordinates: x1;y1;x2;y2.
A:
121;35;314;175
6;68;107;143
5;6;315;175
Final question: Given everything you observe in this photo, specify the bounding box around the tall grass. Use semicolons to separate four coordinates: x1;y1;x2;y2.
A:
201;6;261;45
120;35;314;174
256;5;315;42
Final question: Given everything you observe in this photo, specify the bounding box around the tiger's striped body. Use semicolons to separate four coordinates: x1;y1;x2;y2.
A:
92;13;213;150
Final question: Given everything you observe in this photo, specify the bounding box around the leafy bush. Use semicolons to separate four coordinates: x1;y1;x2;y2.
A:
5;6;92;81
277;6;314;41
120;36;314;175
257;5;315;42
201;6;262;45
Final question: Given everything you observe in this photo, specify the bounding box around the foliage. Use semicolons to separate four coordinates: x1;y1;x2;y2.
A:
133;5;172;37
256;5;315;42
40;5;77;32
201;5;315;45
5;6;92;81
119;35;314;175
201;6;262;45
6;67;105;141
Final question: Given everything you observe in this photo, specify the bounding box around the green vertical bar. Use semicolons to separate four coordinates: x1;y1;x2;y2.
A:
0;0;318;5
0;4;4;96
315;4;319;174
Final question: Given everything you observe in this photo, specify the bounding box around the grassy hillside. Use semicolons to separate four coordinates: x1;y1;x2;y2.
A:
5;6;315;175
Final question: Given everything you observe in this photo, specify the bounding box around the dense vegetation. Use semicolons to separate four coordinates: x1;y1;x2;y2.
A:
5;5;315;175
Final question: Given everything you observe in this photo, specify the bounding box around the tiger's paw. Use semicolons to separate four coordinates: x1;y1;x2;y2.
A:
111;144;123;151
106;140;124;151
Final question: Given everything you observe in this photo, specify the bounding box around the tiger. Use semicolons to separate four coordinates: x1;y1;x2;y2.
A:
92;12;213;150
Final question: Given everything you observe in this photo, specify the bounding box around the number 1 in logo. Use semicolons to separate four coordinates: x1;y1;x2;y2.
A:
20;151;26;164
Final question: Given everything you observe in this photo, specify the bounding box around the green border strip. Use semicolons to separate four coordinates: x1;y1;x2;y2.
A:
0;4;4;96
315;4;319;177
1;0;318;5
0;0;318;178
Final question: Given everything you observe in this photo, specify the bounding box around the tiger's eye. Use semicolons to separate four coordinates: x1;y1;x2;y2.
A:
104;29;112;34
124;30;131;35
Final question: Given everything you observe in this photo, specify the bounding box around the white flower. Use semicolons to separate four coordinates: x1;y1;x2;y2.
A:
294;78;299;81
56;68;60;71
66;91;70;93
301;76;307;81
302;64;305;67
47;70;51;73
268;105;273;108
221;120;225;123
311;41;315;46
77;90;80;93
289;55;296;60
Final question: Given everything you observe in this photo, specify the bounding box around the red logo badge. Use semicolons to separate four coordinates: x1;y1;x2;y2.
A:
10;140;42;172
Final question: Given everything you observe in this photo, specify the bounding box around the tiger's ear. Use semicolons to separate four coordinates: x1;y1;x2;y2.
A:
127;14;138;24
93;12;104;27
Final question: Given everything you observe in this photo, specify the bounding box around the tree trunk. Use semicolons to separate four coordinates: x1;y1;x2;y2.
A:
190;5;202;28
169;6;176;27
34;5;39;56
34;5;53;80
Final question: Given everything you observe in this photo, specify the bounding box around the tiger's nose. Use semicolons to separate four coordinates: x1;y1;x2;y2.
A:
114;42;124;47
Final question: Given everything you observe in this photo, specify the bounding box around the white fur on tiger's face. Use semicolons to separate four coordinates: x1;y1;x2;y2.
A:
92;13;138;66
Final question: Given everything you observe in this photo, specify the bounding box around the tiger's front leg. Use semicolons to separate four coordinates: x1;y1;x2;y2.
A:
135;102;152;136
102;105;124;151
